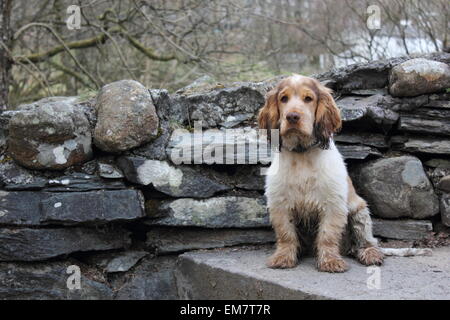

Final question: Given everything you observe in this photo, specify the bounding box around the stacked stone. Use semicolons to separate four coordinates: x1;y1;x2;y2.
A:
0;53;449;299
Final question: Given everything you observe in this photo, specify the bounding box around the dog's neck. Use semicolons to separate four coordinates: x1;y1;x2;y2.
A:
280;139;323;153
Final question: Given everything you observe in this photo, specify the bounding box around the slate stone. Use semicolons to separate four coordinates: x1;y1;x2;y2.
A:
335;95;399;131
424;159;450;169
111;256;178;300
85;250;148;273
40;190;145;225
392;136;450;155
336;144;382;160
45;173;125;191
0;191;45;225
0;159;47;190
146;196;269;228
398;116;450;136
372;218;433;240
166;128;273;165
0;261;113;299
118;157;231;198
146;227;275;254
0;189;144;226
98;162;124;179
0;227;131;261
334;132;388;149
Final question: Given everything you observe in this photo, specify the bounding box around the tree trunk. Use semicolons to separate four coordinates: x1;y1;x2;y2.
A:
0;0;12;111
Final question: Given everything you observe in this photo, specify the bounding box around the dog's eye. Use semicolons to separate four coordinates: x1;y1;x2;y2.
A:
304;96;313;102
280;95;288;103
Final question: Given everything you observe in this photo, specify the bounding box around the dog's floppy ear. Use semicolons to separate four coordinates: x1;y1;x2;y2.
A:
314;83;341;149
258;87;280;130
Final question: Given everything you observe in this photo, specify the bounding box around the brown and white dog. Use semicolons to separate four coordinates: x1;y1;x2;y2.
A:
258;74;384;273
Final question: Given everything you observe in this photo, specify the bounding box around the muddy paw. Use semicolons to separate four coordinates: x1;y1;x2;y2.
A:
266;252;298;269
317;256;348;273
358;247;384;266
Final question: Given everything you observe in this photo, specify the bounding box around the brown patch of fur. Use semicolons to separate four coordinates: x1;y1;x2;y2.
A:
267;207;300;269
357;247;384;266
258;88;279;131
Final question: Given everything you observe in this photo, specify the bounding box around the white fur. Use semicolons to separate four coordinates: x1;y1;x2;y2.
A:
266;141;348;219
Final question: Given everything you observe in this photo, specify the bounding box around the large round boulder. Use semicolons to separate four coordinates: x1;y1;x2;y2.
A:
389;58;450;97
7;98;92;170
352;156;439;219
94;80;159;153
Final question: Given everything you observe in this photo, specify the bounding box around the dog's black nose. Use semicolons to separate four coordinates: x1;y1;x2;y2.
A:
286;112;300;124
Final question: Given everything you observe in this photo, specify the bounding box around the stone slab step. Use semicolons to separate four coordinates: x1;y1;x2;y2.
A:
175;245;450;300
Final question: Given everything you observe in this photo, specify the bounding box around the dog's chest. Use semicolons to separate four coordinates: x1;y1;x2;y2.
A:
267;152;328;213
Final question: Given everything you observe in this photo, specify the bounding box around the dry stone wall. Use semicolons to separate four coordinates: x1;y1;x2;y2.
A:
0;53;449;299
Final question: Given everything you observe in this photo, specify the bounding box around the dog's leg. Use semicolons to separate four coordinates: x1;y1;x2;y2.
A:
267;207;299;269
349;206;384;265
348;189;384;266
316;207;349;273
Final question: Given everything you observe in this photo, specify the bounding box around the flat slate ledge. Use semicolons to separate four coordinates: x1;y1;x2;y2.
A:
175;246;450;300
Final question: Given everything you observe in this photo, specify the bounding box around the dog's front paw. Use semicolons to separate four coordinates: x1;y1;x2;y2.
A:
266;252;298;269
358;246;384;266
317;255;348;273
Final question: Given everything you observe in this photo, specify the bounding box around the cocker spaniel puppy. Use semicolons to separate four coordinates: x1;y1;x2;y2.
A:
258;75;384;273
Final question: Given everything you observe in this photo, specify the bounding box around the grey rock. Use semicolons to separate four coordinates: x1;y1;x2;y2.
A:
429;92;450;101
336;144;382;160
40;189;145;225
220;113;254;128
175;246;450;299
424;100;450;109
168;82;266;128
427;167;450;188
437;176;450;193
0;191;45;225
389;58;450;97
98;162;124;179
334;132;388;149
0;261;113;299
0;158;47;190
232;166;265;191
392;136;450;155
349;88;388;96
315;58;401;91
352;156;439;219
94;80;159;153
440;194;450;227
80;159;97;175
424;159;450;169
146;196;269;228
118;157;231;198
112;256;178;300
166;128;272;165
372;218;433;240
398;107;450;136
7;97;92;170
176;75;216;94
45;172;125;192
398;116;450;136
131;89;172;161
146;227;275;254
335;95;399;131
85;250;148;273
391;95;429;112
0;227;131;261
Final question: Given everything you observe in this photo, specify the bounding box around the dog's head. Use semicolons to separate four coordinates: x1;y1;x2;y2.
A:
258;74;341;151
